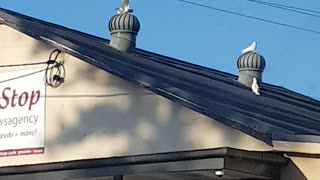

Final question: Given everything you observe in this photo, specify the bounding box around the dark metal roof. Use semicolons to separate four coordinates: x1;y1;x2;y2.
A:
1;8;320;145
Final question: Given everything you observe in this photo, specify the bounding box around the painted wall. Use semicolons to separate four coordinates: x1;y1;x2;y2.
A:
0;24;272;167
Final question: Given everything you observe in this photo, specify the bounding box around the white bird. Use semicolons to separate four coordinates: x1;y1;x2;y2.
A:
116;0;133;14
251;77;260;96
242;41;257;54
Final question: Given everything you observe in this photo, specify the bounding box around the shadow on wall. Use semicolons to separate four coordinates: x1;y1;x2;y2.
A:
45;65;196;155
281;160;307;180
42;54;255;159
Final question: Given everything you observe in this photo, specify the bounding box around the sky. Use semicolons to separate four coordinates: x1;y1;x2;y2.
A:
0;0;319;99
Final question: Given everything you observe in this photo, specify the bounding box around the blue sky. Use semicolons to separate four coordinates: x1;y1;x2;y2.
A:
1;0;319;99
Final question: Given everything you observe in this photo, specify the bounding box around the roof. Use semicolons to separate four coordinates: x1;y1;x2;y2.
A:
1;8;320;145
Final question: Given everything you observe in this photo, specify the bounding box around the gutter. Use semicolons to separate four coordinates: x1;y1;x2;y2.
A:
0;147;287;176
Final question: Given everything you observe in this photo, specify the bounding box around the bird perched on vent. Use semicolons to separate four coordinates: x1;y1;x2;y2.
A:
116;0;133;14
251;77;260;96
242;41;257;54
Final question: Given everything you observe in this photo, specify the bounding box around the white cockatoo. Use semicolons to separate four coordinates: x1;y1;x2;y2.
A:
116;0;133;14
251;77;260;96
242;42;257;54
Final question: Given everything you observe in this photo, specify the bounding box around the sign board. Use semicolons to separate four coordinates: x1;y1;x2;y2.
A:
0;69;45;157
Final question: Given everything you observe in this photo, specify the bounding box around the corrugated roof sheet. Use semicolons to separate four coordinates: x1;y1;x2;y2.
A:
1;8;320;145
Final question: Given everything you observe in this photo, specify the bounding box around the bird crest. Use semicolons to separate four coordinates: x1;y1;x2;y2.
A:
242;41;257;54
116;0;133;14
